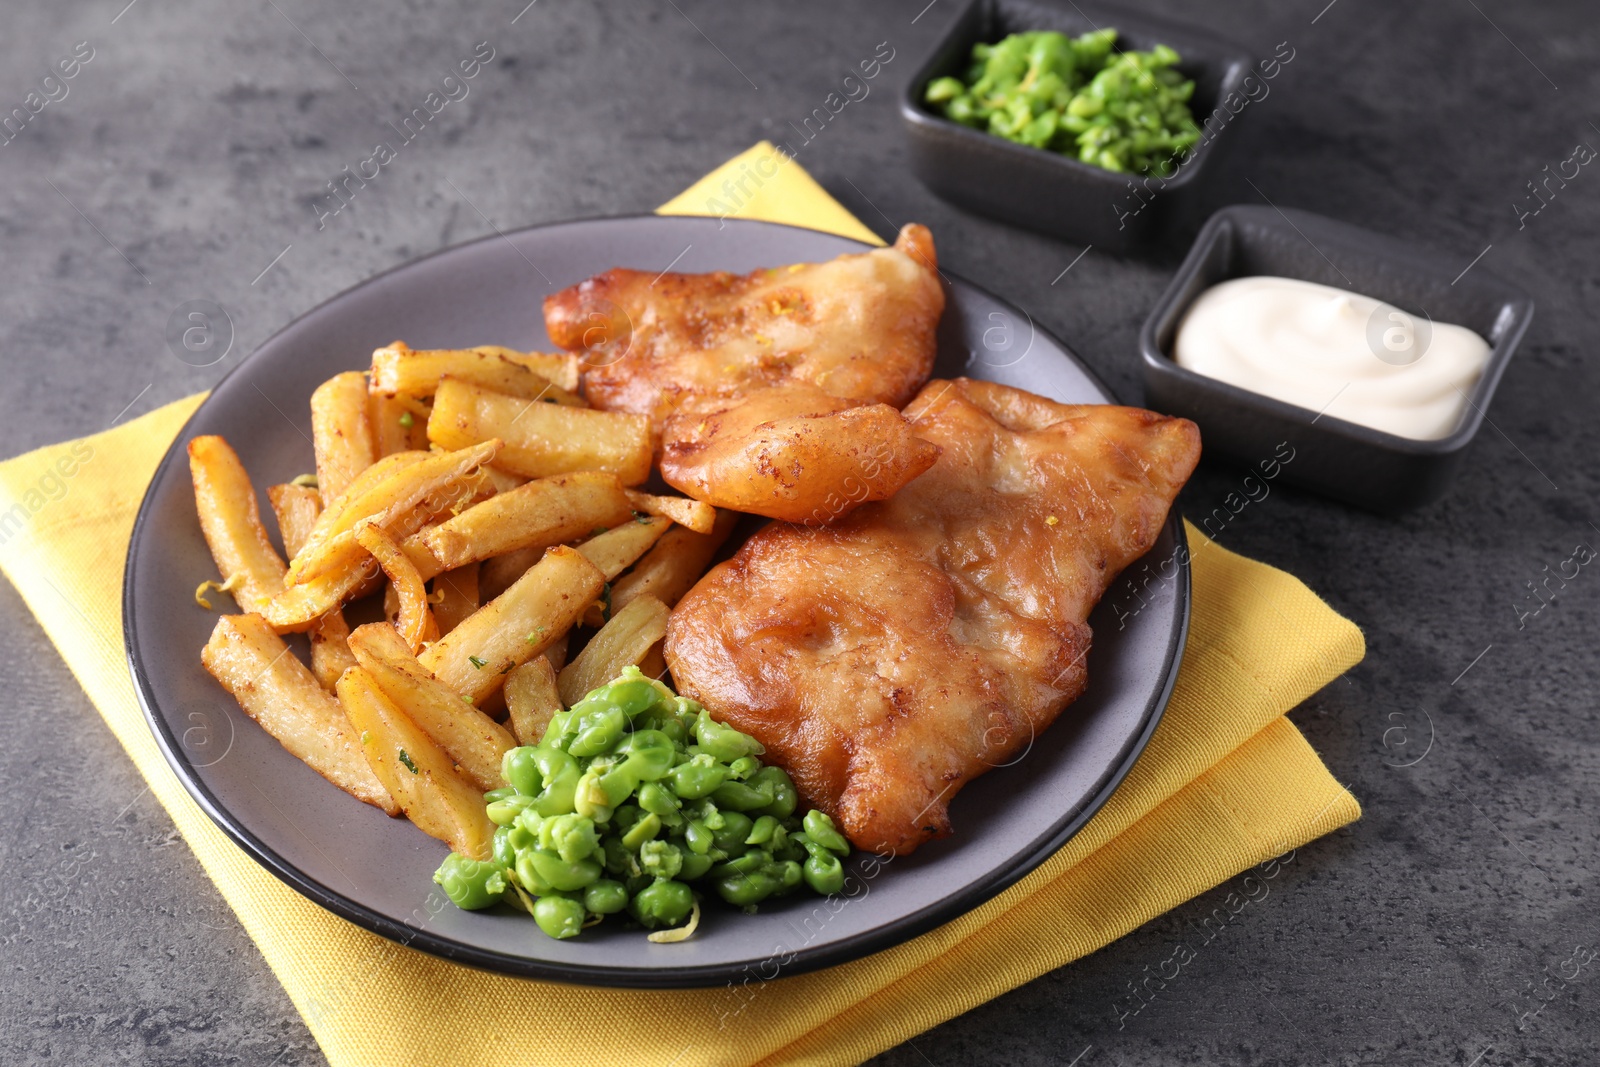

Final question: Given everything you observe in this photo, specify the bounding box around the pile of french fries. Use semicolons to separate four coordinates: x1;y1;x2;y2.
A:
192;342;737;859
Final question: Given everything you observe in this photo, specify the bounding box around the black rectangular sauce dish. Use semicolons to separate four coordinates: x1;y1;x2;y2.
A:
1139;204;1534;515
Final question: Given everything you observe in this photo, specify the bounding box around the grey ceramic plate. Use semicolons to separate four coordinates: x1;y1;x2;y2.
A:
124;215;1189;987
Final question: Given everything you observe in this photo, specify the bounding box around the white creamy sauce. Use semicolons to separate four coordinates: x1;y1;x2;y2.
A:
1173;276;1492;440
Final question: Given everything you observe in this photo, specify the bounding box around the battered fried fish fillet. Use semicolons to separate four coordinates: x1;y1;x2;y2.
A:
664;378;1201;855
543;224;944;431
658;382;942;525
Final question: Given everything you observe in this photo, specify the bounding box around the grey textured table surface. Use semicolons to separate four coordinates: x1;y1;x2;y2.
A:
3;1;1597;1064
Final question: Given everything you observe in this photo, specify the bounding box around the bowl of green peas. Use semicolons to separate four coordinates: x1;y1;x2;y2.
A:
901;0;1255;253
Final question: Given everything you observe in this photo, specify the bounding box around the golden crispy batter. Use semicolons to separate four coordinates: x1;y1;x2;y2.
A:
658;382;941;525
665;378;1201;855
543;224;944;433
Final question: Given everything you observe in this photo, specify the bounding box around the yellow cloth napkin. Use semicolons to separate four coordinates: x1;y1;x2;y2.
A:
0;143;1363;1067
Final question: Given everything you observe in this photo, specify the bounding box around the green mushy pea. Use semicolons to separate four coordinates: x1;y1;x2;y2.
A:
431;666;852;941
924;28;1201;176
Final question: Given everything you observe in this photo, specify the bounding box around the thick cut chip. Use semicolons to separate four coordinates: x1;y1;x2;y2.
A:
371;341;585;406
286;440;500;586
262;451;501;633
419;544;604;705
189;435;286;615
624;488;716;535
260;557;379;634
558;595;670;707
337;667;495;858
307;450;430;545
310;371;377;505
576;515;672;581
266;483;321;558
268;483;357;688
308;611;358;690
407;471;633;581
201;613;396;815
356;523;436;653
369;393;430;457
428;378;651;485
576;516;672;628
609;508;738;616
263;499;485;634
504;656;563;746
478;545;542;603
432;562;480;636
666;378;1201;856
473;345;583;392
347;621;515;793
543;631;570;672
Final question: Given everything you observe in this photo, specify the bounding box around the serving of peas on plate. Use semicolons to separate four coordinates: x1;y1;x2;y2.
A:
924;28;1201;177
432;666;852;941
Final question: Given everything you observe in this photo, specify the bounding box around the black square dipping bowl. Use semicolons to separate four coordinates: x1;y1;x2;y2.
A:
901;0;1258;253
1140;205;1535;515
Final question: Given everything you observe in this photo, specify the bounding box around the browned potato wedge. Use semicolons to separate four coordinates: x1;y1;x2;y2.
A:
356;523;436;653
478;545;541;602
287;439;500;586
625;488;716;535
310;371;377;505
558;594;670;706
577;516;672;580
504;656;563;746
419;544;604;705
261;488;492;635
201;613;396;814
308;611;358;690
481;466;527;494
610;508;738;615
347;622;514;792
260;552;379;633
428;378;651;485
189;435;286;615
405;471;633;581
432;563;479;636
337;666;494;858
383;581;402;627
371;342;585;407
577;516;673;627
266;483;322;557
290;450;427;565
471;345;581;392
369;392;430;457
411;466;500;526
262;449;505;633
268;482;356;688
543;630;570;672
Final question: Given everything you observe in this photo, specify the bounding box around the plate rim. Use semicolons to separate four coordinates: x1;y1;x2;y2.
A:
123;212;1190;987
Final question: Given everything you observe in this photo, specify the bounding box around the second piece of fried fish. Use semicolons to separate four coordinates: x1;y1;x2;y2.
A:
665;378;1201;855
543;224;944;430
